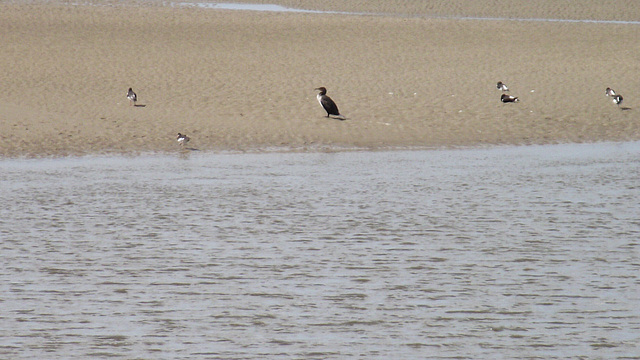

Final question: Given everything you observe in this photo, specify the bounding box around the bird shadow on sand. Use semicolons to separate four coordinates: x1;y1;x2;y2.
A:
620;107;632;111
134;104;146;108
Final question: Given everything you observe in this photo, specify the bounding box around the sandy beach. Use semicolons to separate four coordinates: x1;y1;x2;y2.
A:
0;1;639;157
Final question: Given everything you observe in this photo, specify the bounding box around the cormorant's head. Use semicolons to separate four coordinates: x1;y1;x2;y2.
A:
315;87;327;95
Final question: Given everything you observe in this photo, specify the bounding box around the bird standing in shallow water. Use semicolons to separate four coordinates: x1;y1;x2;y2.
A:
496;81;509;92
501;94;519;103
177;133;190;147
605;87;616;97
127;88;137;106
315;87;345;120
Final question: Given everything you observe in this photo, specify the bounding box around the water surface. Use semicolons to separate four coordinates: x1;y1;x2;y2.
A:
1;143;639;359
172;1;640;25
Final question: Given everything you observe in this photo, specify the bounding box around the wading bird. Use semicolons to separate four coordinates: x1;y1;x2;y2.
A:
612;94;623;107
496;81;509;92
605;87;616;97
501;94;519;103
177;133;190;146
127;88;137;106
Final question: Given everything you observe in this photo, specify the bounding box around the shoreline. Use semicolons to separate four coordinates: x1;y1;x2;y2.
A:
177;1;640;25
5;139;640;162
1;2;639;158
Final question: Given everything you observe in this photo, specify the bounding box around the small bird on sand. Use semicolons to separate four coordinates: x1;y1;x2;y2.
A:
612;94;623;107
605;87;616;97
127;88;137;106
177;133;190;146
315;87;346;120
501;94;519;103
496;81;509;92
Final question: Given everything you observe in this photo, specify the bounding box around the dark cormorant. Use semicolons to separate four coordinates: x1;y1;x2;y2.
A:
315;87;345;120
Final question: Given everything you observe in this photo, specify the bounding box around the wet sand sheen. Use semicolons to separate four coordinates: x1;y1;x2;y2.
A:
0;1;639;157
182;1;640;24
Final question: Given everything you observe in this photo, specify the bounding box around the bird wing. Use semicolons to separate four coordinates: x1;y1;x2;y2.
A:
321;96;340;115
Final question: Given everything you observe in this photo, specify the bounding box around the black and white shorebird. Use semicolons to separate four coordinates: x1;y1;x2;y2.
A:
612;94;623;107
127;87;137;106
315;87;345;120
177;133;190;147
605;87;616;97
496;81;509;92
501;94;519;103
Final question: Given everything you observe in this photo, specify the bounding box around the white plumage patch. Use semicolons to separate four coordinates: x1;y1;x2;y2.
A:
177;133;190;146
613;95;623;105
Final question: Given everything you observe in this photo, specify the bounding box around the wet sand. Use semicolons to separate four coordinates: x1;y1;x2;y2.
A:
0;1;639;157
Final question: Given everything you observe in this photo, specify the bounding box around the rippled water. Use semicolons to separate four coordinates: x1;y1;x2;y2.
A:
1;143;639;359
